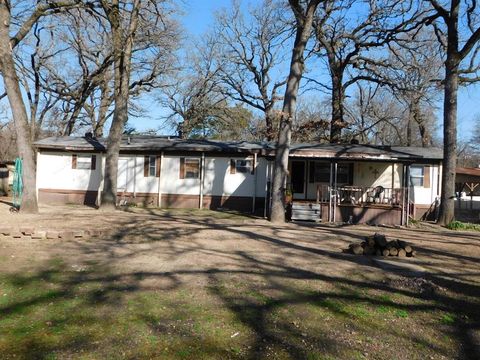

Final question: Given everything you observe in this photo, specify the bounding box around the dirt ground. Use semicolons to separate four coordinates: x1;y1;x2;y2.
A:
0;200;479;359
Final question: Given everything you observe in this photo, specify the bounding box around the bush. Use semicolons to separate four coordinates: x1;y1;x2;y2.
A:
446;221;480;231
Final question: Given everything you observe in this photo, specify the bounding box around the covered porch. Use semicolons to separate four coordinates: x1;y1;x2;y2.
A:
287;159;412;225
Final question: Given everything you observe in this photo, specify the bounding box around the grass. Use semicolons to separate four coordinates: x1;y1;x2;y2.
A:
0;261;463;359
446;220;480;231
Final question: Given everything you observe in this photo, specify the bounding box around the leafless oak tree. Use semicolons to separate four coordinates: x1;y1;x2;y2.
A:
426;0;480;225
270;0;321;223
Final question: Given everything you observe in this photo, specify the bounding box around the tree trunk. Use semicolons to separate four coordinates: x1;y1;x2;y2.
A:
406;103;413;146
265;109;275;141
329;70;344;143
270;0;319;223
437;1;460;226
437;56;458;225
100;0;140;209
0;3;38;213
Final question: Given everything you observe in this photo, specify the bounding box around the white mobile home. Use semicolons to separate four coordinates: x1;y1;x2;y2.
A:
34;136;443;225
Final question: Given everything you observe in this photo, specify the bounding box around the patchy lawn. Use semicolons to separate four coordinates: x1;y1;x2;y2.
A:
0;205;479;359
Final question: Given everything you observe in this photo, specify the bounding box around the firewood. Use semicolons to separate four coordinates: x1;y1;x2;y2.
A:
364;246;375;255
382;249;390;256
387;240;399;249
352;244;363;255
389;247;398;256
398;249;407;257
373;233;387;247
375;249;382;256
361;241;367;248
397;240;408;248
404;245;412;253
368;238;376;247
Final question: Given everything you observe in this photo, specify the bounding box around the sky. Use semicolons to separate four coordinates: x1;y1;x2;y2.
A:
1;0;478;142
128;0;480;142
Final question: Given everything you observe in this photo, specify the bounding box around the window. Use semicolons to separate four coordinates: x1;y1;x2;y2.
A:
308;162;351;184
410;165;424;187
149;156;156;177
72;154;96;170
336;164;351;184
310;162;330;183
233;159;253;174
144;155;160;177
180;158;200;179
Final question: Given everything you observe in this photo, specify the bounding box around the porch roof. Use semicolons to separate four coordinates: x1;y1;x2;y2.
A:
34;136;442;162
288;143;442;162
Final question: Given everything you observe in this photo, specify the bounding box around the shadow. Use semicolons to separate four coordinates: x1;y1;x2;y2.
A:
1;210;478;359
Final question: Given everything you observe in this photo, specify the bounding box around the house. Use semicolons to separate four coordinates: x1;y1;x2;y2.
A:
34;135;443;225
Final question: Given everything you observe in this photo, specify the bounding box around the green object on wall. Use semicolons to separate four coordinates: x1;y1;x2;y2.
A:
12;157;23;210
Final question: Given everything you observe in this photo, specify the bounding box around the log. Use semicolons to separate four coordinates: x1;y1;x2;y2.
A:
375;249;382;256
382;249;390;256
387;240;399;249
398;249;407;257
389;247;398;256
360;241;367;248
404;245;412;254
373;233;387;247
352;244;363;255
364;246;375;255
397;240;408;248
367;238;376;247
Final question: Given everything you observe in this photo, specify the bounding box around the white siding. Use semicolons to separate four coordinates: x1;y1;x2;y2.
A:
410;164;441;205
37;151;103;191
203;157;266;197
354;162;403;188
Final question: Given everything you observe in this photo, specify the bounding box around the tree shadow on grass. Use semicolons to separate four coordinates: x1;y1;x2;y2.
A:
0;211;479;359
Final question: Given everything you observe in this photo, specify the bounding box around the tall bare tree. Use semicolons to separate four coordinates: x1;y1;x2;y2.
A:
426;0;480;225
0;0;80;213
270;0;321;223
99;0;141;209
311;0;424;143
213;0;288;141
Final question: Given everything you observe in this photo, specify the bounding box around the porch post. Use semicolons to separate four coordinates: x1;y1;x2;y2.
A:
334;161;338;222
252;153;257;214
406;164;410;226
199;152;205;209
401;164;406;226
157;152;164;208
329;161;333;222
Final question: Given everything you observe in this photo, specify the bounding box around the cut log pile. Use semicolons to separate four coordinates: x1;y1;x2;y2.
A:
348;233;416;257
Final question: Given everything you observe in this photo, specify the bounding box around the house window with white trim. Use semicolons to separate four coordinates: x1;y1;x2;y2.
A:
148;156;156;177
410;165;424;187
235;159;252;173
72;154;96;170
180;157;200;179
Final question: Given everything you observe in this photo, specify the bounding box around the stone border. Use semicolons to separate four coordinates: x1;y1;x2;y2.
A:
0;228;104;240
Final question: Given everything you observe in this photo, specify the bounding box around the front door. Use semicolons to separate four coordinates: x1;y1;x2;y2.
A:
291;160;306;199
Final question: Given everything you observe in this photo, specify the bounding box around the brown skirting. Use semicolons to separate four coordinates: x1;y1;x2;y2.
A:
38;189;265;213
313;203;402;225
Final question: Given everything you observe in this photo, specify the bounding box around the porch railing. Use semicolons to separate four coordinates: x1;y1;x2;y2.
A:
316;185;405;206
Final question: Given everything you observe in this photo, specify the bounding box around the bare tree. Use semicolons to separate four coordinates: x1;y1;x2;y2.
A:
213;0;288;141
160;37;228;138
0;0;81;213
311;0;425;143
99;0;141;209
426;0;480;225
270;0;321;223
